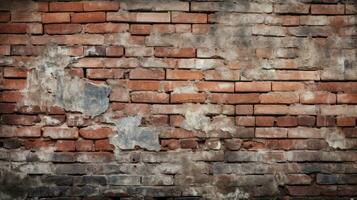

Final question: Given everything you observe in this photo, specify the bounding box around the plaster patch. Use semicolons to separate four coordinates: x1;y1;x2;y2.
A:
110;115;161;151
21;45;110;117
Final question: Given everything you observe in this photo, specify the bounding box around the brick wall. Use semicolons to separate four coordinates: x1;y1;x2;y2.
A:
0;0;356;199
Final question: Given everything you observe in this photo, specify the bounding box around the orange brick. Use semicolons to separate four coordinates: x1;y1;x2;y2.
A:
44;24;82;34
155;47;195;58
83;1;119;11
236;82;271;92
49;2;83;11
0;79;26;90
129;68;165;80
0;91;23;102
166;69;203;80
172;12;207;23
0;24;27;33
131;91;169;103
71;12;105;23
171;93;205;103
130;24;152;35
79;127;113;139
42;13;70;23
128;80;161;91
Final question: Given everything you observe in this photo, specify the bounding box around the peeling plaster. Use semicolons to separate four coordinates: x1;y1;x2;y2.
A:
21;45;111;117
109;115;161;151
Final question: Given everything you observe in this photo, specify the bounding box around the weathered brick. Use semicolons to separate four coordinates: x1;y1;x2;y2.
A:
130;24;152;35
311;4;345;15
87;69;124;79
55;140;76;152
166;69;203;80
84;23;128;33
43;127;78;139
274;4;309;14
155;47;195;58
236;82;271;92
79;127;113;139
260;92;299;104
0;24;27;33
129;68;164;80
171;93;205;103
131;91;169;103
254;105;289;115
209;93;260;104
196;82;234;92
44;24;82;34
83;1;119;11
76;140;94;152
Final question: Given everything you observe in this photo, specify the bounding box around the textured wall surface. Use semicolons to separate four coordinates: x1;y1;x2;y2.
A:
0;0;356;199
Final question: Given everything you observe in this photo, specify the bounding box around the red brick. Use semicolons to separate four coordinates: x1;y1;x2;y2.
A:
1;114;40;125
236;116;255;126
272;82;305;91
43;127;78;139
276;116;298;127
76;140;94;152
300;91;336;104
311;4;345;15
128;80;161;91
0;91;22;102
260;92;299;104
169;115;185;127
71;12;105;23
196;82;234;92
317;116;335;127
3;67;27;78
155;47;195;58
55;140;76;152
0;45;10;55
0;126;41;138
336;117;355;127
44;24;82;35
95;139;114;151
172;12;207;23
256;128;288;138
106;46;124;57
235;82;271;92
131;91;169;103
37;2;49;12
79;127;113;139
129;68;165;80
0;35;28;45
83;1;119;11
0;12;10;22
87;69;124;79
171;93;205;103
236;105;253;115
84;23;128;33
161;139;180;150
42;13;70;23
180;139;198;149
130;24;152;35
0;24;27;33
0;79;26;90
298;116;316;126
49;2;83;12
337;94;357;104
256;116;275;126
166;69;203;80
23;139;53;150
316;82;357;92
0;103;16;113
209;93;260;104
